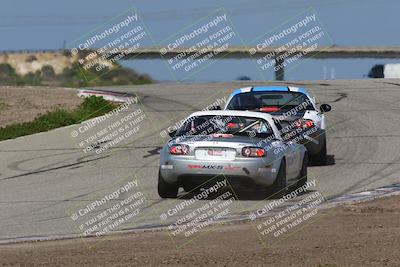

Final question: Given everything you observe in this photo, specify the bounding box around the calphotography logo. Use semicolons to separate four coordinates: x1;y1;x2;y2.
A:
159;96;228;139
155;176;238;248
248;179;328;244
68;177;148;239
69;94;151;155
68;6;153;82
249;8;332;80
159;8;240;81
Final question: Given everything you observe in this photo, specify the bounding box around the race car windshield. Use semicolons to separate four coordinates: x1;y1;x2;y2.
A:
227;91;315;111
175;115;276;139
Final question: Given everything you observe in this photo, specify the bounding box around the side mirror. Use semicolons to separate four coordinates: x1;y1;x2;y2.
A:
210;105;222;110
320;104;331;113
168;130;177;138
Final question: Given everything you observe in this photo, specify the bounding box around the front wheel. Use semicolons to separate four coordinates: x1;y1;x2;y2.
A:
158;170;178;198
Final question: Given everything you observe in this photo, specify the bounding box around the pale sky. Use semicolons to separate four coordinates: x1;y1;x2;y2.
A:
1;0;399;81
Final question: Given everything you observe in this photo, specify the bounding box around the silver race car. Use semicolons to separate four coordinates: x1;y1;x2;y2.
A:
158;110;308;198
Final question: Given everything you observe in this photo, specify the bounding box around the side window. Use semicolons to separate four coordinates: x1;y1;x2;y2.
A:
274;120;294;142
226;96;238;110
274;121;285;140
175;118;191;136
275;120;283;132
307;96;317;110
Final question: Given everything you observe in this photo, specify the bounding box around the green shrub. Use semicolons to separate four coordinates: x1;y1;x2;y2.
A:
0;59;153;87
0;96;117;141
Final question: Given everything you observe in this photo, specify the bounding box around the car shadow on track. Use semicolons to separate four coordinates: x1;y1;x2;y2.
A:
177;185;317;201
309;154;335;167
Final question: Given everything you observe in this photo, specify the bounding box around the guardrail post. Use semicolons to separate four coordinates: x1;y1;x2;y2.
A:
274;57;284;81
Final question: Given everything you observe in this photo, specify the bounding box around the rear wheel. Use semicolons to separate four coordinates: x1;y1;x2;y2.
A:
297;154;308;187
311;140;327;165
270;159;287;198
183;184;197;193
158;169;178;198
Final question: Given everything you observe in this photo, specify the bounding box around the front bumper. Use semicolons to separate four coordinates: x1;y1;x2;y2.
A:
160;156;281;188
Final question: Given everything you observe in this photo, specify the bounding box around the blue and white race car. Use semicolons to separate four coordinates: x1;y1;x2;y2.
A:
224;86;331;165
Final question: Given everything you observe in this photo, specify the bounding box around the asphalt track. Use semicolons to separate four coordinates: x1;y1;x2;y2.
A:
1;79;400;243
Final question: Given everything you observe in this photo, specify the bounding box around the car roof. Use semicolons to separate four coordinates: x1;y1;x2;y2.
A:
230;86;309;96
188;110;274;120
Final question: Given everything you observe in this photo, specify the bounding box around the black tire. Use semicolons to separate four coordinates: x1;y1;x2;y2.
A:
158;170;178;198
297;154;308;187
270;159;287;198
311;140;327;166
183;184;196;193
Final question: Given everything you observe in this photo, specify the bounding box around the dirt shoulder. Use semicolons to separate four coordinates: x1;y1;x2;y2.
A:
0;86;82;127
0;195;399;266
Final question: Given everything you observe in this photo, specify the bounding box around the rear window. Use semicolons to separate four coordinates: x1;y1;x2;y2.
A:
227;92;314;111
175;115;275;139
